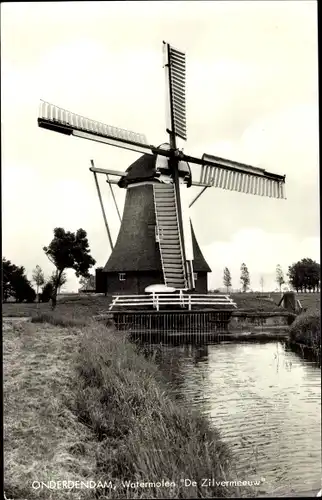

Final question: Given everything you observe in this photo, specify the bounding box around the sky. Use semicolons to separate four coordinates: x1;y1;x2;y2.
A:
1;1;319;292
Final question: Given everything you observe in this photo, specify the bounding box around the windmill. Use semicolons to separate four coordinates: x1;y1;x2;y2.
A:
38;41;286;297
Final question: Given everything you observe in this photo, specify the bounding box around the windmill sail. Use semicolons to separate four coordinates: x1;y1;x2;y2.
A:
153;183;187;289
38;101;151;155
187;153;286;199
164;42;187;141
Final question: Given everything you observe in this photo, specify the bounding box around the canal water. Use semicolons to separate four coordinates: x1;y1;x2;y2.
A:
154;341;321;497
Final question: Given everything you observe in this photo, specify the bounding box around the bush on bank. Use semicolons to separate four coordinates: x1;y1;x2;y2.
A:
289;310;321;354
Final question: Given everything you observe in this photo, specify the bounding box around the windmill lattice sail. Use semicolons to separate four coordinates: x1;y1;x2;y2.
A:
166;43;187;141
38;100;150;153
153;183;187;289
197;154;286;199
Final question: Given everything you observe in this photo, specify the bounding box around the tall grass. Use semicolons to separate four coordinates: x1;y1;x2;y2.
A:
4;313;255;499
31;311;88;328
74;322;254;498
3;319;97;500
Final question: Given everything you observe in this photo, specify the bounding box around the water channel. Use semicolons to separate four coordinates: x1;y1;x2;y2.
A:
153;340;321;497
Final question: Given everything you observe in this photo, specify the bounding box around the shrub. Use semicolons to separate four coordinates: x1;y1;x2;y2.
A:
40;281;54;302
23;285;36;303
289;311;321;351
2;258;36;303
13;279;36;303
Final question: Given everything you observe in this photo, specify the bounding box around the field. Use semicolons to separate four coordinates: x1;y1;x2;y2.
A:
287;293;320;312
231;293;282;312
2;292;320;319
231;292;320;313
3;313;255;500
2;293;111;318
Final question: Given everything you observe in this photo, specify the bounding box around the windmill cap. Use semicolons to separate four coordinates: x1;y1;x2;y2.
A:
118;152;191;188
118;154;157;188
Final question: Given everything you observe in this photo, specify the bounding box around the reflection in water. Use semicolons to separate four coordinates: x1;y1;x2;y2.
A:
154;341;321;496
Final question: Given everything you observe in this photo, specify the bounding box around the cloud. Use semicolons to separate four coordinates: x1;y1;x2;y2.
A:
188;100;319;249
202;228;320;291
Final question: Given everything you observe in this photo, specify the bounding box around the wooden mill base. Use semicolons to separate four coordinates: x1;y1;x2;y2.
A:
112;309;233;343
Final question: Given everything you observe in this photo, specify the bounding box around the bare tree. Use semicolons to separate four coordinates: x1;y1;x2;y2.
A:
260;276;264;294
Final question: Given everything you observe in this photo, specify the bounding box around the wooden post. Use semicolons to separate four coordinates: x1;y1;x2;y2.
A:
91;160;114;251
189;186;208;208
106;173;121;222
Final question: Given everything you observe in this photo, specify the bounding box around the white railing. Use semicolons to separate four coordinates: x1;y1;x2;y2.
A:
109;292;237;311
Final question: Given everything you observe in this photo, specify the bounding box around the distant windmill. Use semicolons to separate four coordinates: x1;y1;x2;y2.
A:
38;41;286;296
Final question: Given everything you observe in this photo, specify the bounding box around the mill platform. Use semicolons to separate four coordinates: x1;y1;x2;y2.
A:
109;293;237;341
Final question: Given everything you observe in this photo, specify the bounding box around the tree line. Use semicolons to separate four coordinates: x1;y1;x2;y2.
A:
2;226;320;302
2;227;96;307
223;258;320;293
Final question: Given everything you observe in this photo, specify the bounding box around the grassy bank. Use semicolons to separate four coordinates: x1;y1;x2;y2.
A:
4;313;254;499
3;291;320;318
231;294;282;312
2;293;112;318
288;310;321;361
3;317;97;500
231;292;320;313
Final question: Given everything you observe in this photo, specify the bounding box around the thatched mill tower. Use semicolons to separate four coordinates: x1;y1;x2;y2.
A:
96;152;211;295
